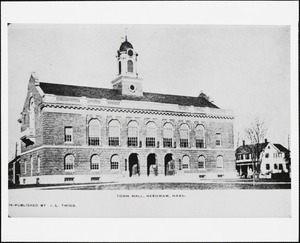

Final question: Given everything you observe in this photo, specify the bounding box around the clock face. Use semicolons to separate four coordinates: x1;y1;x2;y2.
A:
128;49;133;56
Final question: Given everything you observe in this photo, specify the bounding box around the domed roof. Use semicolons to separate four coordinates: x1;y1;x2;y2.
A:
119;39;133;52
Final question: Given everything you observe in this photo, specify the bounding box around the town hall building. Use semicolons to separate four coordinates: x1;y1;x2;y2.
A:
18;37;236;184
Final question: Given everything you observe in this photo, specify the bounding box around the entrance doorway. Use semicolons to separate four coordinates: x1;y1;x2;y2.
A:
147;153;157;176
129;153;139;177
165;153;175;176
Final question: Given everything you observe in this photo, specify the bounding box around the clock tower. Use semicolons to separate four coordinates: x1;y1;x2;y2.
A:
111;36;143;96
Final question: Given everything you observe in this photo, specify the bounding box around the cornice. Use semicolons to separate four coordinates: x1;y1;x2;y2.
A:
40;103;234;120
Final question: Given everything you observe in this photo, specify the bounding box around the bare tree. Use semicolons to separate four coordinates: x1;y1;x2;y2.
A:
244;117;268;181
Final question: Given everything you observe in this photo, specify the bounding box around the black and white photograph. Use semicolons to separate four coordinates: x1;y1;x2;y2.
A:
2;1;298;242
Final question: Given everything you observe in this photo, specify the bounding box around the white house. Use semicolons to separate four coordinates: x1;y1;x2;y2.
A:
236;140;290;178
260;142;289;178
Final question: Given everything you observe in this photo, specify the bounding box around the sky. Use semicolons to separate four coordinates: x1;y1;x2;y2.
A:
7;24;290;160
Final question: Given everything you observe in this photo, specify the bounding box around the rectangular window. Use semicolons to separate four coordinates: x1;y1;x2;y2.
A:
91;163;99;170
180;139;189;148
64;177;74;182
65;127;73;142
182;164;189;169
216;133;221;146
196;139;205;148
198;161;204;169
146;137;155;147
111;161;119;170
266;164;270;170
246;154;250;160
91;177;100;181
265;153;269;158
163;138;172;148
89;137;100;146
128;137;138;147
109;137;119;146
241;154;244;160
279;164;283;170
274;164;278;170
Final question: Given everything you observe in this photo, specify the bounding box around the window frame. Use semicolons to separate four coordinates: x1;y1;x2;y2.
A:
182;155;190;170
90;154;100;171
88;119;101;146
179;123;190;148
127;121;139;147
163;122;173;148
216;133;221;146
64;126;73;143
64;154;75;171
198;155;205;170
108;120;121;146
127;60;133;73
110;154;120;171
216;155;224;169
195;124;205;148
146;121;157;148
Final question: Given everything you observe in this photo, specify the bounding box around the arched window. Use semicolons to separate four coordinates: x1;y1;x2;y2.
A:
195;125;205;148
111;155;119;170
30;156;33;176
127;60;133;73
29;97;35;130
64;154;74;171
108;120;120;146
37;156;40;173
180;124;189;148
217;155;223;168
163;123;173;148
88;119;100;145
128;121;139;147
146;122;156;147
118;61;121;75
182;155;190;170
91;155;100;170
198;155;205;169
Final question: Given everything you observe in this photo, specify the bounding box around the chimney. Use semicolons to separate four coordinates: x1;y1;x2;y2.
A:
242;140;245;146
265;138;268;144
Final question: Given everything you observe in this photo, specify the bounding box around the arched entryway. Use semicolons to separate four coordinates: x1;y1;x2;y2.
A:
147;153;157;176
129;153;139;177
165;154;175;176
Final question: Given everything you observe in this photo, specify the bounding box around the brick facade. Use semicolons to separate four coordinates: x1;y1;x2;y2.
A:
19;89;236;184
18;39;236;184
